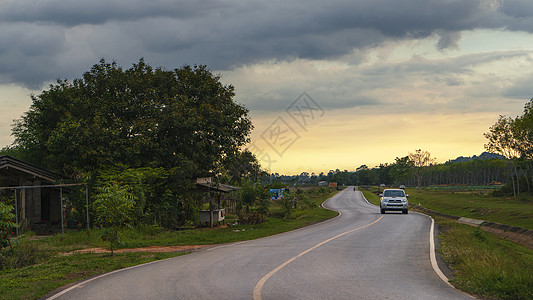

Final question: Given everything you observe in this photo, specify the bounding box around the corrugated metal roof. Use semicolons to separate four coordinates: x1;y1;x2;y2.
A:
196;182;240;193
0;155;64;183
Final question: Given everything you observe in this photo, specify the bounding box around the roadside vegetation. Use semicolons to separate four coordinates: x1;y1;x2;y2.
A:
405;187;533;230
362;187;533;300
364;186;533;230
0;187;337;300
437;216;533;300
1;247;182;300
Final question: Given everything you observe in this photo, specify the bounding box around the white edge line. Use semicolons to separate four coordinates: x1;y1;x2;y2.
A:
413;212;474;298
48;188;346;299
206;240;248;251
428;216;454;287
359;189;456;290
46;258;168;299
320;189;342;218
359;190;372;205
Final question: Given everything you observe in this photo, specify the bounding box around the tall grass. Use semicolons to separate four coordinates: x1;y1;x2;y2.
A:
438;218;533;299
407;187;533;229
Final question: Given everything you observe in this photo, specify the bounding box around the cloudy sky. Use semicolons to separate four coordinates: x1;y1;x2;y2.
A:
1;0;533;174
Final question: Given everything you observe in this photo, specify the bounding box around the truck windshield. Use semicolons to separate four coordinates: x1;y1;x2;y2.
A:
384;190;405;197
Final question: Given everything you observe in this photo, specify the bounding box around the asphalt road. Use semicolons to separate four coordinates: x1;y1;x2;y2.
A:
47;188;473;300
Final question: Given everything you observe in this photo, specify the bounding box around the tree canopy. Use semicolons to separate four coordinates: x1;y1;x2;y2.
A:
483;98;533;196
408;149;437;191
10;59;253;178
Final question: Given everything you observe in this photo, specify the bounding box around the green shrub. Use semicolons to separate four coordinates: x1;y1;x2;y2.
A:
0;243;42;270
93;182;136;255
0;202;17;248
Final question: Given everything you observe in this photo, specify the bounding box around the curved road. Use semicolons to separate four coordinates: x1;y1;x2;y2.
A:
48;188;472;299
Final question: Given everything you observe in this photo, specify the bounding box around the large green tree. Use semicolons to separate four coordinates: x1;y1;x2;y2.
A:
223;149;266;184
388;156;413;185
484;115;522;195
485;98;533;195
516;99;533;193
513;99;533;159
10;59;253;178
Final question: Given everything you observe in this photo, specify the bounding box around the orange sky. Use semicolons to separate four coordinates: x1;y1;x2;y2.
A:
246;108;520;174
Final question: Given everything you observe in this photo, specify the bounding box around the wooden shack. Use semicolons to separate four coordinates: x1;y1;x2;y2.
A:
196;177;239;227
0;156;64;233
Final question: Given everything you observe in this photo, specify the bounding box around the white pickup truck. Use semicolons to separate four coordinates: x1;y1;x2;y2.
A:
379;189;409;214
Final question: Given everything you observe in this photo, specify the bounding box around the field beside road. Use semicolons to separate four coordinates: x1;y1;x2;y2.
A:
0;188;338;300
38;188;473;300
362;186;533;300
411;187;532;230
363;186;533;229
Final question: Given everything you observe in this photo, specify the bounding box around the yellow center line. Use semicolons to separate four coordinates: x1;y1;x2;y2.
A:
253;216;384;300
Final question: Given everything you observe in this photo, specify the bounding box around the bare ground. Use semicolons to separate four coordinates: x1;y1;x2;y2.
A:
62;245;212;255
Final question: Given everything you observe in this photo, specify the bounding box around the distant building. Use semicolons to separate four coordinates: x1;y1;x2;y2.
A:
318;181;328;186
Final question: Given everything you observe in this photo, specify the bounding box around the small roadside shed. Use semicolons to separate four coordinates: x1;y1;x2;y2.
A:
0;156;64;232
196;177;239;227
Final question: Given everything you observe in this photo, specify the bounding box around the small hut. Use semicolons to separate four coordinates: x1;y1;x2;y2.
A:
196;177;239;227
0;156;64;233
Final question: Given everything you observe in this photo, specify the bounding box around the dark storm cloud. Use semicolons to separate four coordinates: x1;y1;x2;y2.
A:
0;0;532;88
0;22;67;87
0;0;224;25
500;0;533;18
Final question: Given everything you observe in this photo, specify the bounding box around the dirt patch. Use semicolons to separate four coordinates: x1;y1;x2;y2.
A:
62;245;212;256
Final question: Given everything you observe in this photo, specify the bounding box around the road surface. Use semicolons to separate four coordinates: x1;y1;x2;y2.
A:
47;188;472;299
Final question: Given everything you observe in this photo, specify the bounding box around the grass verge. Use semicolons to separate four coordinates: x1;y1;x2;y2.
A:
437;216;533;300
408;187;533;230
0;251;184;300
0;187;338;300
361;187;533;299
362;186;533;229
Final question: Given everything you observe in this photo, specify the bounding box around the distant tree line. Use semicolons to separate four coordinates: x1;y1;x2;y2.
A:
272;98;533;197
271;155;510;189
